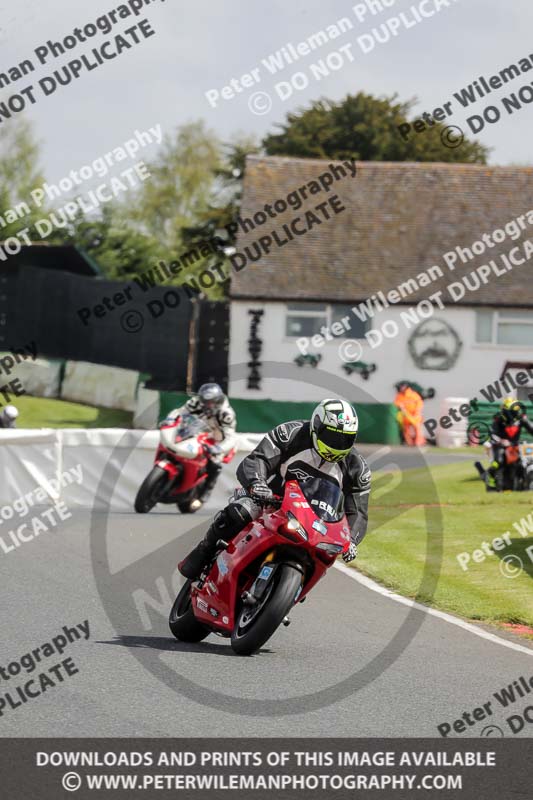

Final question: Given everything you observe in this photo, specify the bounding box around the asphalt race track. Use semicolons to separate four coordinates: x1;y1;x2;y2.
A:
1;447;532;739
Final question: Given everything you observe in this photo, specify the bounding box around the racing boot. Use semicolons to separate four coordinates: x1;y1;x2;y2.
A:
197;462;222;506
178;510;230;579
485;464;499;492
179;496;256;579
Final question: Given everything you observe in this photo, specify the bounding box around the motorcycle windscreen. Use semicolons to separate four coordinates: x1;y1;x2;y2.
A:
175;412;209;439
299;477;344;522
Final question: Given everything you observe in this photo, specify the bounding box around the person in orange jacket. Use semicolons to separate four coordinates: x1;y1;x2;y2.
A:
394;382;426;446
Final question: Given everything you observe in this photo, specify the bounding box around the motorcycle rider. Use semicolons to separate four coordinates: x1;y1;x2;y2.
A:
164;383;237;504
179;398;371;579
486;396;533;490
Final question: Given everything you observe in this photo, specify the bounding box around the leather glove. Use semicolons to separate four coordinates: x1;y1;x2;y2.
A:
205;444;223;457
342;542;358;563
249;479;274;503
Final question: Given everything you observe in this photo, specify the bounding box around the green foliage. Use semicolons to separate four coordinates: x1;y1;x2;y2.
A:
127;120;223;250
53;121;228;287
53;205;163;281
263;93;489;163
0;118;48;237
180;135;261;298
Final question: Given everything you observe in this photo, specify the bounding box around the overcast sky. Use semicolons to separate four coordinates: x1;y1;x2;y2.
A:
1;0;532;182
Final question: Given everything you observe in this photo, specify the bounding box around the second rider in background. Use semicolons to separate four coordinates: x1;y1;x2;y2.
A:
164;383;237;505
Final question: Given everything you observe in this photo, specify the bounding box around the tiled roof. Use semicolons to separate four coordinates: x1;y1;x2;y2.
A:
230;155;533;306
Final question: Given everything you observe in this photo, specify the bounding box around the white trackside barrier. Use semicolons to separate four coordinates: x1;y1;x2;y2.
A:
0;429;263;513
435;397;470;448
0;430;61;509
133;385;160;429
60;362;139;411
3;356;63;398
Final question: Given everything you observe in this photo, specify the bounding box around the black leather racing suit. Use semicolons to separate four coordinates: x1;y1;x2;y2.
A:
488;412;533;480
235;420;370;544
179;420;371;578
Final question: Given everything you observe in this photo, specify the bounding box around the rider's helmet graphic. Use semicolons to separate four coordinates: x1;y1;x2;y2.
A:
311;398;359;463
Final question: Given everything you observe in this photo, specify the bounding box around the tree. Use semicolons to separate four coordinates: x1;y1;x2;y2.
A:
54;205;163;281
263;93;489;163
127;120;223;250
53;121;225;286
0;117;48;239
179;135;261;298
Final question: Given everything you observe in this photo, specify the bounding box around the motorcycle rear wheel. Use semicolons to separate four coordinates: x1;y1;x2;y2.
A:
134;466;169;513
231;564;302;656
169;580;209;642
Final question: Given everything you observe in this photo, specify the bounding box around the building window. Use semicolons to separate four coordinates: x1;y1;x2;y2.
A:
475;309;533;346
286;303;370;340
285;304;327;337
497;310;533;346
331;304;369;339
475;310;493;343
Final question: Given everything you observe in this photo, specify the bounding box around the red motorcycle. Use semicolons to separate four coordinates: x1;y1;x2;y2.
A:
134;413;235;514
168;476;351;655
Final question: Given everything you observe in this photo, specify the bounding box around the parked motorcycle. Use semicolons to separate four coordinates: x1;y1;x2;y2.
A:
134;413;235;514
168;476;351;655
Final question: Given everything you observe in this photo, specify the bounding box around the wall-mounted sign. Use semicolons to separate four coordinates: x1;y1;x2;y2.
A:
408;318;462;371
342;361;377;380
294;353;321;367
247;308;264;389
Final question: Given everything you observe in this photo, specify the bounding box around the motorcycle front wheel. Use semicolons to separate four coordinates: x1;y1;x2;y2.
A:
134;465;169;513
176;487;202;514
231;564;302;656
169;580;209;642
177;501;201;514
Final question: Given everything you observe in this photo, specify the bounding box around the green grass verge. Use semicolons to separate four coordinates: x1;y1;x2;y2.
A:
428;445;484;455
355;461;533;630
13;395;133;429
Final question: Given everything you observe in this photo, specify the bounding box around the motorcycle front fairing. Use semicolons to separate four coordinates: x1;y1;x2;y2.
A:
191;479;350;633
155;414;214;493
160;414;210;455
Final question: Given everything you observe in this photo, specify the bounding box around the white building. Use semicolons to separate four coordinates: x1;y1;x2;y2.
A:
229;156;533;429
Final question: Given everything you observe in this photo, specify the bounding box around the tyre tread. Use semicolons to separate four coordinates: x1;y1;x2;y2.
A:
231;564;302;655
169;581;209;643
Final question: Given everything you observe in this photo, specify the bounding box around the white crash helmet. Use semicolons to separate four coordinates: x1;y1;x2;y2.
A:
3;405;18;421
311;399;358;462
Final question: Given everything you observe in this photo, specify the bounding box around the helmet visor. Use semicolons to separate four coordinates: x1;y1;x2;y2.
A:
203;398;222;411
315;441;351;462
320;427;357;451
315;428;356;461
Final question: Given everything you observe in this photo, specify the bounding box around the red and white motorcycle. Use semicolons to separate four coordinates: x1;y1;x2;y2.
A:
134;413;235;514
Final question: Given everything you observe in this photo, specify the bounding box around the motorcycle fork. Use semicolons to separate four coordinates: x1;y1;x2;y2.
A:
242;551;277;606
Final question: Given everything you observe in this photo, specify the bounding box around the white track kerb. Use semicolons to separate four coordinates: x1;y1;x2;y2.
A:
335;562;533;657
